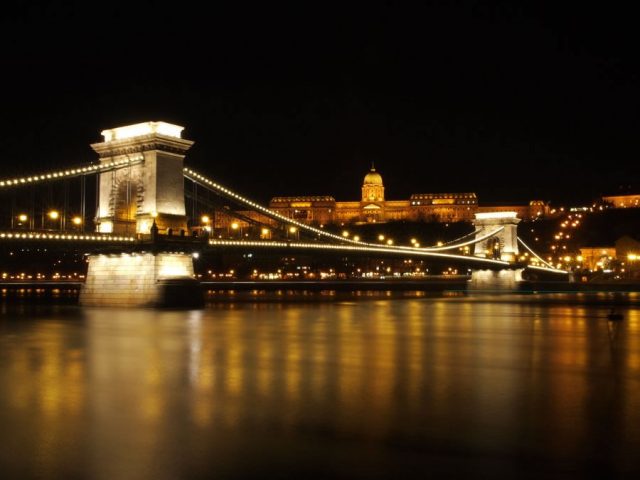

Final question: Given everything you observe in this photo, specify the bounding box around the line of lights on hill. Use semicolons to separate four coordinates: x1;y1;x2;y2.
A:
526;202;639;276
543;206;604;271
0;155;144;187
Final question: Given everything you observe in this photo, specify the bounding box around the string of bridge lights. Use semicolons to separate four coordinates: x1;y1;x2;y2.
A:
517;237;559;270
208;239;512;266
0;155;144;187
183;168;504;253
0;232;135;242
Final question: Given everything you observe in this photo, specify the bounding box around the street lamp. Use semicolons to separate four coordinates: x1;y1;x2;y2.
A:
230;221;240;238
72;216;82;231
47;210;60;230
14;213;29;230
200;215;212;234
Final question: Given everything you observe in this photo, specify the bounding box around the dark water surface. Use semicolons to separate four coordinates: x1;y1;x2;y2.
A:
1;292;640;479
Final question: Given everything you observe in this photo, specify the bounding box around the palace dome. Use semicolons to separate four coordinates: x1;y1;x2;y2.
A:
363;166;383;186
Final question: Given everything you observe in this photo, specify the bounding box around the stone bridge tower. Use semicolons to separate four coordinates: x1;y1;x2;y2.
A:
81;121;200;307
469;211;523;291
473;212;520;262
91;121;193;235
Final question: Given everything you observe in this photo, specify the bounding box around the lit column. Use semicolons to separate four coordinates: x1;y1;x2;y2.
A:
91;121;194;235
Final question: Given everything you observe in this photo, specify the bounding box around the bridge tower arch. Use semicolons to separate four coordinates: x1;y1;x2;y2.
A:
91;121;193;235
470;211;524;291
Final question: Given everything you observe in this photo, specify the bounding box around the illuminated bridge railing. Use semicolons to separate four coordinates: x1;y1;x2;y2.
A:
0;155;144;189
0;231;136;243
208;239;512;267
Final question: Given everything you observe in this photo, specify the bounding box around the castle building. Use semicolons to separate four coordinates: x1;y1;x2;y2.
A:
214;166;549;230
268;166;547;225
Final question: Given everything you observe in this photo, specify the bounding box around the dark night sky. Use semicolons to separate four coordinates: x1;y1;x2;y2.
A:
1;1;639;205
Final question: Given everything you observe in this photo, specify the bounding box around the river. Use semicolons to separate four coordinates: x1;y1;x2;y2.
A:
1;291;639;479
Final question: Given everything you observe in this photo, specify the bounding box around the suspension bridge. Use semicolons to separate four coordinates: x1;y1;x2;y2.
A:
0;121;567;306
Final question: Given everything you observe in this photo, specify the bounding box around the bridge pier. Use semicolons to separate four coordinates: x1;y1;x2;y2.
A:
468;268;525;292
80;252;202;307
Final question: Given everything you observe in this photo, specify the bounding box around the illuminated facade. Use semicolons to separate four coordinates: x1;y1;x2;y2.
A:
477;200;549;220
579;247;616;271
602;194;640;208
268;166;548;225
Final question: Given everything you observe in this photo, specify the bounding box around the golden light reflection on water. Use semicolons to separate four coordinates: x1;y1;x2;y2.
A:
1;294;640;478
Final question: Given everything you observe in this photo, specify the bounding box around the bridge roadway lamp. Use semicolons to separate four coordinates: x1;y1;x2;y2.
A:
71;216;83;231
47;210;61;230
14;213;28;229
200;215;211;234
229;221;241;239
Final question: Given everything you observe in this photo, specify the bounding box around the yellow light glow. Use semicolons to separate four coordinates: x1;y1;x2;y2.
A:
18;214;28;222
342;230;349;237
289;226;297;233
629;254;638;261
201;215;210;224
387;239;394;245
231;222;239;230
261;228;270;235
475;211;518;220
410;238;417;244
72;217;82;225
48;210;59;220
353;235;360;242
378;234;385;241
98;220;113;233
101;121;184;142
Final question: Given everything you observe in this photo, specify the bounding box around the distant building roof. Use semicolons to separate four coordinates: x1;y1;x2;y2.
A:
270;196;336;203
410;193;476;200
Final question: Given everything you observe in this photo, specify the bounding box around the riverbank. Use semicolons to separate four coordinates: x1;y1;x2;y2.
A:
1;278;639;304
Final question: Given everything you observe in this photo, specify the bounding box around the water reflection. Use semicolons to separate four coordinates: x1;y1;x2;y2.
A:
0;294;640;478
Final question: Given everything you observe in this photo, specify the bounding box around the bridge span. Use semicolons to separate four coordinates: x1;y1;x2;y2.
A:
0;121;567;306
